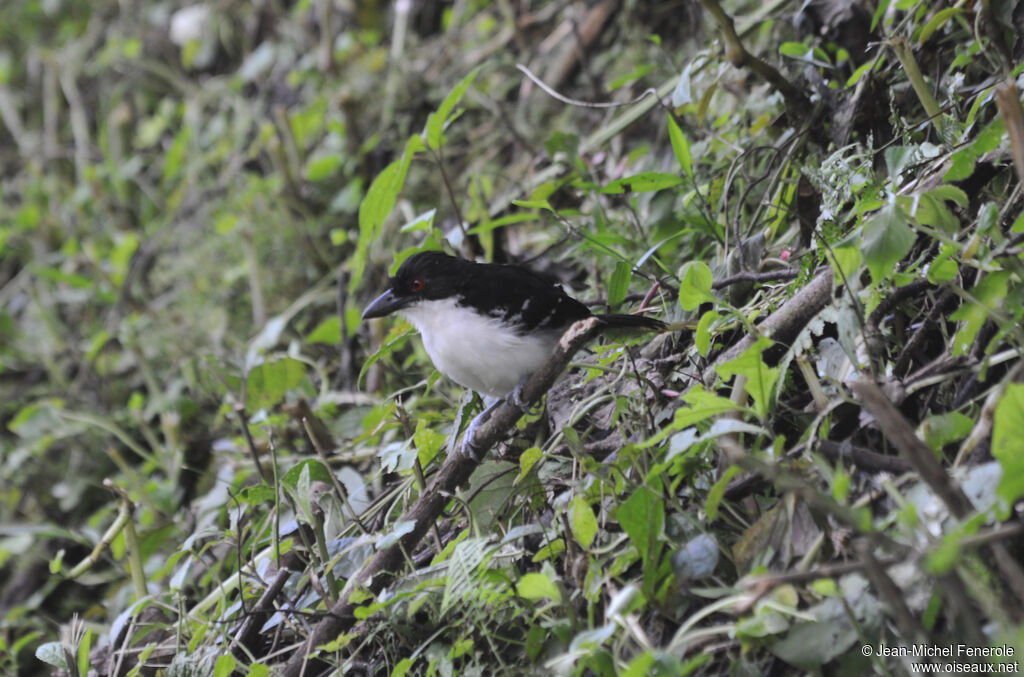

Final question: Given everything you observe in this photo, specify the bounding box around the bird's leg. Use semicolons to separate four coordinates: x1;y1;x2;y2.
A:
459;380;536;459
458;396;502;460
508;379;531;413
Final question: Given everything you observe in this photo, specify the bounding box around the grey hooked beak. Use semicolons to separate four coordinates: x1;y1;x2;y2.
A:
362;288;412;320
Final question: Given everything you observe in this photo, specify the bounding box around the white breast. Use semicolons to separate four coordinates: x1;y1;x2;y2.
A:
400;299;559;399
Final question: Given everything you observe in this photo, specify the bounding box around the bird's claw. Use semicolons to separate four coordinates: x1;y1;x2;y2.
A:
452;385;531;460
509;382;530;413
457;409;488;460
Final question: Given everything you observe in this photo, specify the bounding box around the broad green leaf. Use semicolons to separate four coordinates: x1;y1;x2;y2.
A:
246;356;307;411
391;658;415;677
602;172;683;195
922;411;973;452
949;271;1009;356
517;572;561;602
993;384;1024;515
637;386;740;450
927;252;957;283
884;146;915;179
569;495;597;549
306;316;341;345
214;655;238;677
927;184;968;207
413;418;447;465
904;194;957;235
607;261;631;307
861;203;914;285
281;459;334;490
829;246;861;283
678;261;715;311
517;446;543;483
715;337;781;420
977;201;999;235
35;642;66;668
667;114;693;178
616;486;663;562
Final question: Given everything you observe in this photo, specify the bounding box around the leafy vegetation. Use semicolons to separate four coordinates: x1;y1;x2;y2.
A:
2;0;1024;675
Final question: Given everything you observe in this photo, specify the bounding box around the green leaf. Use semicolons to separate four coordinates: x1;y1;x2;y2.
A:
695;310;719;357
569;495;597;549
424;67;480;149
281;459;334;490
662;385;740;435
715;337;781;420
357;323;414;388
305;153;343;181
861;203;914;285
517;572;561;602
845;60;875;88
517;446;543;483
922;411;973;452
829;246;861;283
214;655;238;677
977;201;999;235
246;356;307;411
705;465;741;520
667;114;693;178
905;194;957;235
391;658;415;677
602;172;683;195
607;261;631;307
949;271;1009;356
993;384;1024;515
306;316;341;345
348;136;421;294
616;486;663;564
927;252;958;283
678;261;715;311
413;418;447;465
917;7;961;44
35;642;67;668
927;184;968;207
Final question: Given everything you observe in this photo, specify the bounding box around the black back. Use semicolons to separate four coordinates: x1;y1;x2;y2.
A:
392;251;592;333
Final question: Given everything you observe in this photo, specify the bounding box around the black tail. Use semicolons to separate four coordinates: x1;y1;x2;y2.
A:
595;314;666;332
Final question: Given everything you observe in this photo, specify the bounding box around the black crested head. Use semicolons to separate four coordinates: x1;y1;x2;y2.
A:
362;250;468;320
390;251;468;301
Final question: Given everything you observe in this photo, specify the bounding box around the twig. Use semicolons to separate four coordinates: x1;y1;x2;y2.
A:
697;0;810;115
701;267;833;384
234;405;270;484
711;268;798;290
815;439;914;475
516;63;662;109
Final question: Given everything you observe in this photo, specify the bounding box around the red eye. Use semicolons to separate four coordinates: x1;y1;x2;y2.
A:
411;279;424;291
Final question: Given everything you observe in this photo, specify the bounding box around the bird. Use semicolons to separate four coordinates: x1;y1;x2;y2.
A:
362;250;665;456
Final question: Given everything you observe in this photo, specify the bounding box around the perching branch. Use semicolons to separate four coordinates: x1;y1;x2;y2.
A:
281;317;601;677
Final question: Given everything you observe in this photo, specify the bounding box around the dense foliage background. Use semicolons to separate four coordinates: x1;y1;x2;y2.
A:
2;0;1024;674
